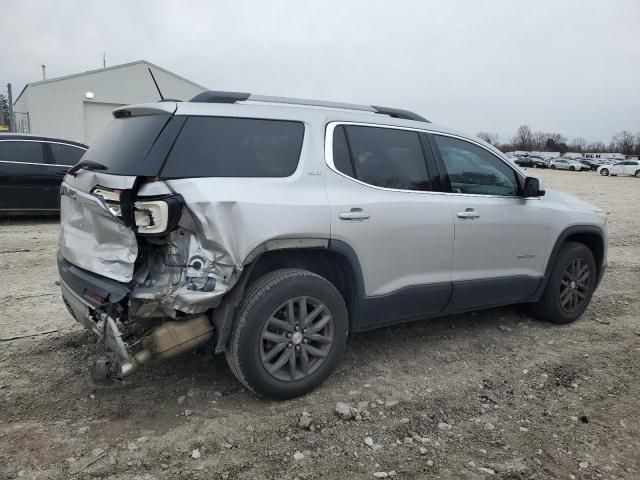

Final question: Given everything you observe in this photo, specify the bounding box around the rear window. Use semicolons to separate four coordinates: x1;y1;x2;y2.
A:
161;117;304;178
82;114;171;176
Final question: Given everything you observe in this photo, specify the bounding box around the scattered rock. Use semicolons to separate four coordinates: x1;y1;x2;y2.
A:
373;472;388;478
335;402;356;420
299;413;312;429
484;422;496;431
364;437;374;447
92;447;106;457
419;447;427;455
519;426;529;432
184;409;193;417
293;451;305;461
427;460;434;467
438;422;452;431
77;426;90;435
399;417;410;424
137;436;149;443
579;461;589;469
191;449;201;459
385;400;399;407
478;467;496;475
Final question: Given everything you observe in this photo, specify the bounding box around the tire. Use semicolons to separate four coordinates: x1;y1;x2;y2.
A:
569;166;575;171
551;165;556;170
600;168;609;176
531;242;597;324
635;170;640;178
226;268;348;399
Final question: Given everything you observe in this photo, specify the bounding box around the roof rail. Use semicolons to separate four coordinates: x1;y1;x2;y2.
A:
189;91;429;122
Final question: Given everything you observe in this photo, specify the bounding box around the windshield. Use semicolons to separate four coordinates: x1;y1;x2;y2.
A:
81;114;172;176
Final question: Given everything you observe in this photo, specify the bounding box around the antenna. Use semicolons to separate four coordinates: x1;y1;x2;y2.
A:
147;67;164;101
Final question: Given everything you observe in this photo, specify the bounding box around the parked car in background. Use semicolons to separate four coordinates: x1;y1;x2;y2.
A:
578;158;600;171
514;156;534;167
550;158;589;171
0;134;87;215
529;156;549;168
597;160;640;177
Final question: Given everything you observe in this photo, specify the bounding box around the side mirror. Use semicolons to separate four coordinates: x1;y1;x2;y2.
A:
523;176;545;197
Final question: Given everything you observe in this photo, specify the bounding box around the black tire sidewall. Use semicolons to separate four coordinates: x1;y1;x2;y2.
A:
542;243;597;324
231;270;348;399
601;169;608;176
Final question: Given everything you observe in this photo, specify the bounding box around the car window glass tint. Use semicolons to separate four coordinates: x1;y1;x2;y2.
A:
50;143;85;165
343;126;432;191
0;141;44;164
332;125;354;177
162;117;304;178
434;135;518;196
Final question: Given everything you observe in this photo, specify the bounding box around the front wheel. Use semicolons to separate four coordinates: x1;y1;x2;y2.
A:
551;165;556;170
531;242;597;324
600;168;609;176
226;269;348;399
635;170;640;178
569;166;575;171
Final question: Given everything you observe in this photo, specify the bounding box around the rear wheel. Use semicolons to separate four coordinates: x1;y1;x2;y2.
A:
531;242;597;324
569;166;575;171
600;168;609;176
635;170;640;178
551;165;556;170
226;269;348;399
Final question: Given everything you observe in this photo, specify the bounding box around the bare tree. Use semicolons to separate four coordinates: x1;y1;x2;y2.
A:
477;132;499;146
531;131;548;151
587;141;606;153
612;131;636;155
569;137;587;152
512;125;533;150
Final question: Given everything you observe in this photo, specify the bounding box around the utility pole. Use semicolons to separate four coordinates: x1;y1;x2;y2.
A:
41;65;46;80
103;53;106;68
7;83;15;132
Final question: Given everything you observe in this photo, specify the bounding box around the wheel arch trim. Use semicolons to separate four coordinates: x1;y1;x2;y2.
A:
532;224;606;301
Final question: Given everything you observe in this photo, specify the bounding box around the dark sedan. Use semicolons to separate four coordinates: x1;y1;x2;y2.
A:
0;134;87;215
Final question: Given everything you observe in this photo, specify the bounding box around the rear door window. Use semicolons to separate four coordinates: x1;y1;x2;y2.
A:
49;143;86;166
332;125;433;191
161;117;304;178
0;140;45;164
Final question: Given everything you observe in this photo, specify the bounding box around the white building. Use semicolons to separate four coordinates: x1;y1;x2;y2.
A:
13;60;207;144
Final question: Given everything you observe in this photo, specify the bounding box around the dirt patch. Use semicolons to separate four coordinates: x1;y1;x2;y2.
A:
1;170;639;479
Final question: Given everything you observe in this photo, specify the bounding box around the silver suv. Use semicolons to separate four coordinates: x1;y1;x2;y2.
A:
58;92;607;399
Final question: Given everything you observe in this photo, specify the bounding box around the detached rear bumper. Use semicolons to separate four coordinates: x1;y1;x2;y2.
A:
58;252;132;360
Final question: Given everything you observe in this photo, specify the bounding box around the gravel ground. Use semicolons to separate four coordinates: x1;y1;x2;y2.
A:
1;169;639;480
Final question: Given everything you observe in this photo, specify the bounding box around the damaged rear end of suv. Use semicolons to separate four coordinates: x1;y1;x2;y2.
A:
58;98;344;398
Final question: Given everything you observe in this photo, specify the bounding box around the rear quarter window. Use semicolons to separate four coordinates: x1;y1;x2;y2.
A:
49;143;86;165
161;117;304;178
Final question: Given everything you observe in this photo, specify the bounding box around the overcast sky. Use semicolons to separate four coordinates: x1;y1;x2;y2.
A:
1;0;638;143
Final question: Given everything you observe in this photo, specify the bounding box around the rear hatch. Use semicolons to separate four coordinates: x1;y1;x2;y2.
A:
59;103;179;283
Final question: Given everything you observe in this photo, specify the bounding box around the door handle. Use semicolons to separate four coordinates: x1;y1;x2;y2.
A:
457;208;480;219
339;208;370;221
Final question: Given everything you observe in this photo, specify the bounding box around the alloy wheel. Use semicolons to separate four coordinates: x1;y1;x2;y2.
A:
259;296;334;382
559;258;590;313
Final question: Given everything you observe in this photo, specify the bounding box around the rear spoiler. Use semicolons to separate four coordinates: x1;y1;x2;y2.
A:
112;102;177;119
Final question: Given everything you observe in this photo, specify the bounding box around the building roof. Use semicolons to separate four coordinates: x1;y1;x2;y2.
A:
13;60;208;105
